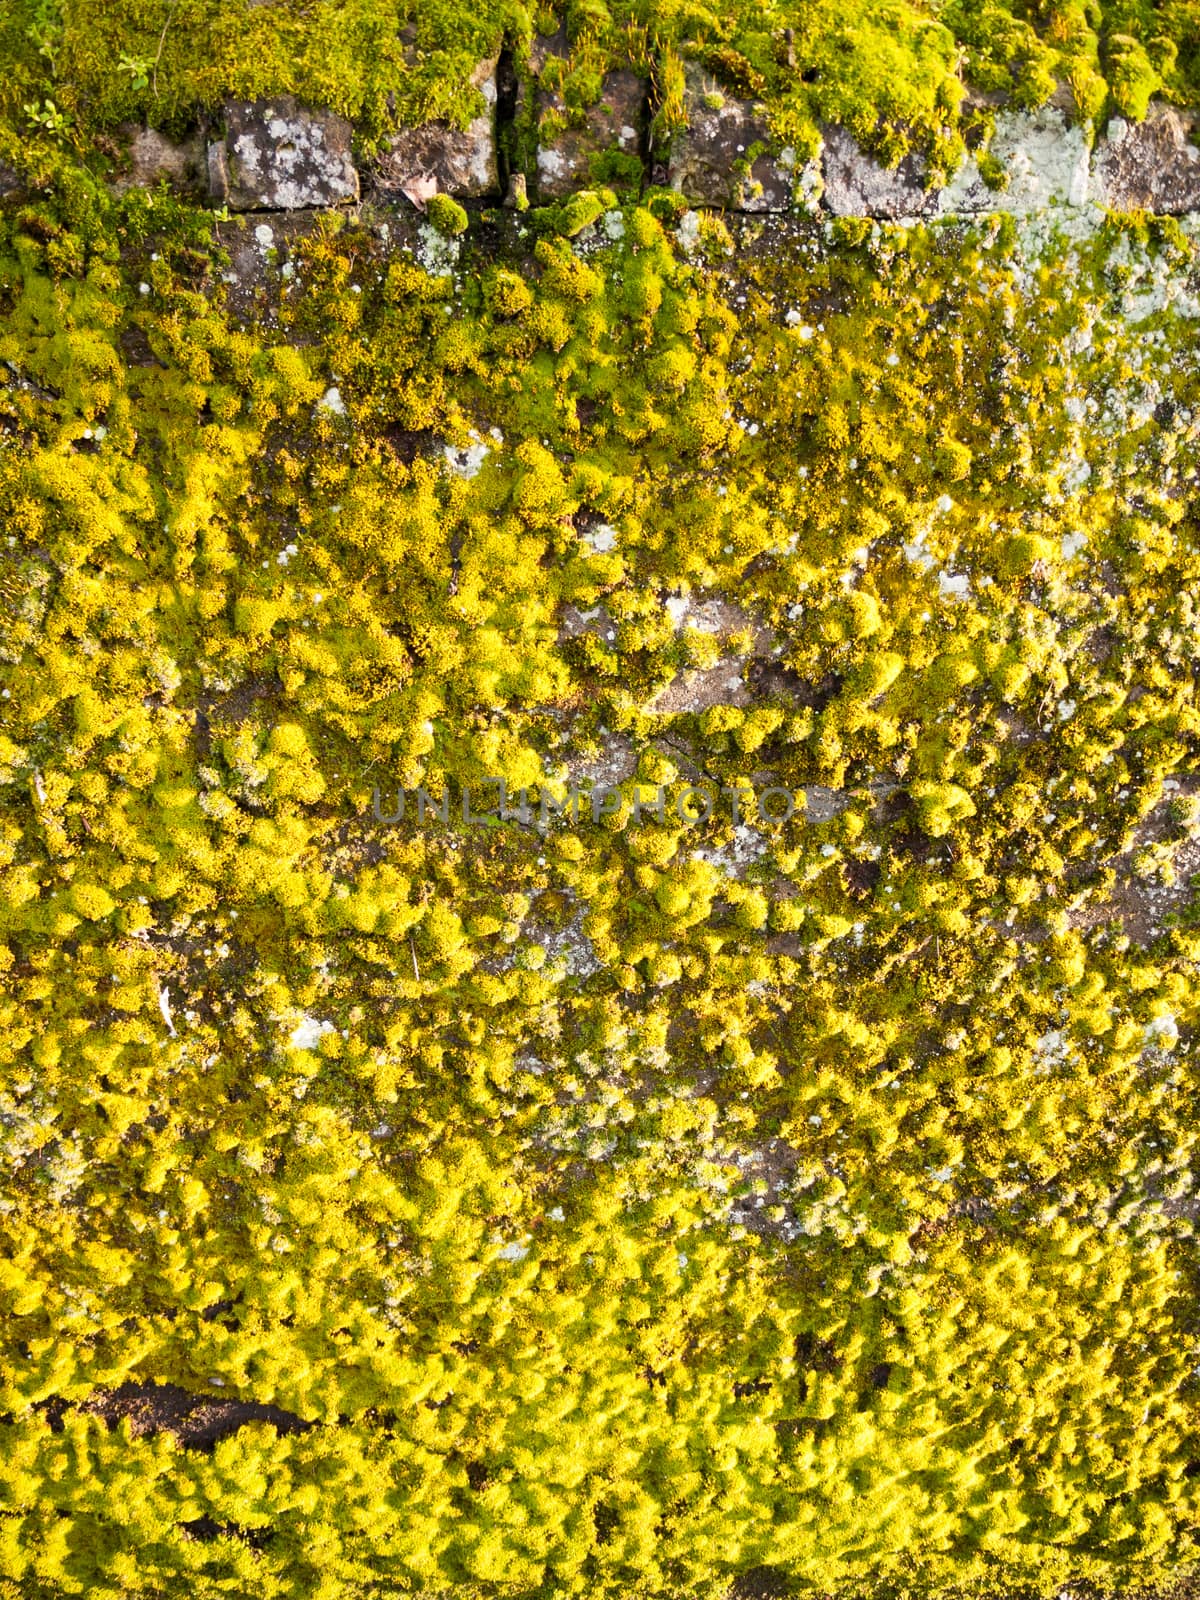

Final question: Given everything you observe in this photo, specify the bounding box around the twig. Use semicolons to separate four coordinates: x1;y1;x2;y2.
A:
152;1;180;101
409;933;420;982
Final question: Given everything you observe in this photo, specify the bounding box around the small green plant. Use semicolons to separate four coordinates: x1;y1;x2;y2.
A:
26;0;63;70
978;151;1010;192
23;98;71;134
483;267;534;318
118;52;153;93
1107;32;1162;121
1168;793;1200;833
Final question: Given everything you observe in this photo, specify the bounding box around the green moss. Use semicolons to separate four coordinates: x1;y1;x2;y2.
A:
3;0;1200;185
1106;30;1163;119
426;192;469;235
2;123;1200;1600
555;185;609;236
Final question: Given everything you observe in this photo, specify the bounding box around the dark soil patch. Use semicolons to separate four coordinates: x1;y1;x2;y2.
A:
382;421;435;464
81;1380;316;1448
120;325;167;369
727;1566;794;1600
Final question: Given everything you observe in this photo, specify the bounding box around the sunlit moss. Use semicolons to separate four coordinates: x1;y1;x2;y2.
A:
1;104;1200;1600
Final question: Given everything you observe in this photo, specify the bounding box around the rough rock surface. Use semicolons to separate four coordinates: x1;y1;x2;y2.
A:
0;160;23;201
823;125;936;219
650;594;775;713
534;69;645;201
376;58;499;200
209;96;358;210
669;64;793;212
564;732;638;789
116;126;206;195
558;602;617;644
212;212;311;324
938;99;1090;215
1094;106;1200;214
650;659;752;713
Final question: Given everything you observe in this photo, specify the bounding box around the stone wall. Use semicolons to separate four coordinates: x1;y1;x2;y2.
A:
35;61;1200;221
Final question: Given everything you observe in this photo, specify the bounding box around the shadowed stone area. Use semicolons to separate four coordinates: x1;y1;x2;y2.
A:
669;63;795;213
376;57;500;200
115;126;206;196
81;1380;316;1447
534;67;646;201
209;96;359;210
1094;105;1200;214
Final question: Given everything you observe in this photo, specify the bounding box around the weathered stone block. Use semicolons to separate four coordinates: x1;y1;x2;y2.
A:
1094;104;1200;214
209;96;358;210
822;125;936;219
115;126;206;195
669;64;793;212
534;69;645;201
376;58;499;200
938;100;1091;215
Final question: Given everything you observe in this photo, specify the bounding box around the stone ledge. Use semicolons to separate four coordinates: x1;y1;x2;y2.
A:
13;80;1197;223
703;95;1200;220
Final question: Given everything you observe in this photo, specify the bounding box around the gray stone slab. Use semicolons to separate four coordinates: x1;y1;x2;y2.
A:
822;125;936;219
209;96;358;210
